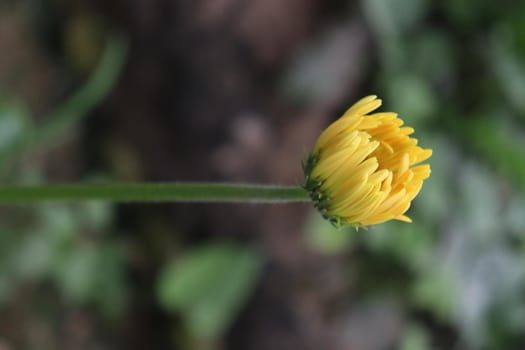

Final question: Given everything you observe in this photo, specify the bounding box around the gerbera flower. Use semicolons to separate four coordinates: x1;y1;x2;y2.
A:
303;95;432;228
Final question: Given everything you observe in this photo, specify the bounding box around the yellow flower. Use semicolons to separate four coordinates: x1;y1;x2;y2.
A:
303;95;432;228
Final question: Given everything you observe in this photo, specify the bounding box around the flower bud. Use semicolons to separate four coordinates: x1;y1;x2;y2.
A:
303;95;432;228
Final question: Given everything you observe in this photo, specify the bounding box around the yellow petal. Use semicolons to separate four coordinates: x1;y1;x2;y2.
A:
304;95;432;228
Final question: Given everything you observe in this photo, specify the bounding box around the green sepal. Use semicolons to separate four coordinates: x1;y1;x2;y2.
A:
302;151;359;229
302;152;320;181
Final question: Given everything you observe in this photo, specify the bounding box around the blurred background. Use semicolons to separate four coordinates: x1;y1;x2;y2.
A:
1;0;525;349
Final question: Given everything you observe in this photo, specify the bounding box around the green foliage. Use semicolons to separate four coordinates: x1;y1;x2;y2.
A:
411;263;459;321
466;118;525;189
0;31;129;329
490;36;525;115
2;0;525;348
363;0;429;38
306;214;353;254
303;2;525;348
157;244;264;340
0;202;126;317
399;324;431;350
0;204;127;331
384;74;436;124
52;240;126;318
0;33;128;174
0;99;31;160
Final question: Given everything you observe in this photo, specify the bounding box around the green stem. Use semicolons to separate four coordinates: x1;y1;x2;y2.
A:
0;32;128;172
0;183;309;203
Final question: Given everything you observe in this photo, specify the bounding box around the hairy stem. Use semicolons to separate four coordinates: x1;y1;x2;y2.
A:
0;183;309;203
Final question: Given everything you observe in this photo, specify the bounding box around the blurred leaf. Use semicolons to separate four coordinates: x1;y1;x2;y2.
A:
490;35;525;115
0;227;20;303
507;8;525;56
10;233;51;281
411;263;459;320
458;162;502;237
306;213;354;254
73;202;114;233
0;276;10;304
40;205;79;242
453;248;525;347
0;99;31;154
89;242;127;319
39;202;112;241
443;0;479;28
465;117;525;189
385;74;436;125
157;243;263;339
443;0;502;30
504;195;525;236
52;240;127;318
53;244;99;303
0;32;128;172
365;221;435;271
411;31;456;86
362;0;429;38
399;324;431;350
33;32;128;149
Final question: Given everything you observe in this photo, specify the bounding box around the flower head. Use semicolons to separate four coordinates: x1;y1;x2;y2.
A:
303;95;432;228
